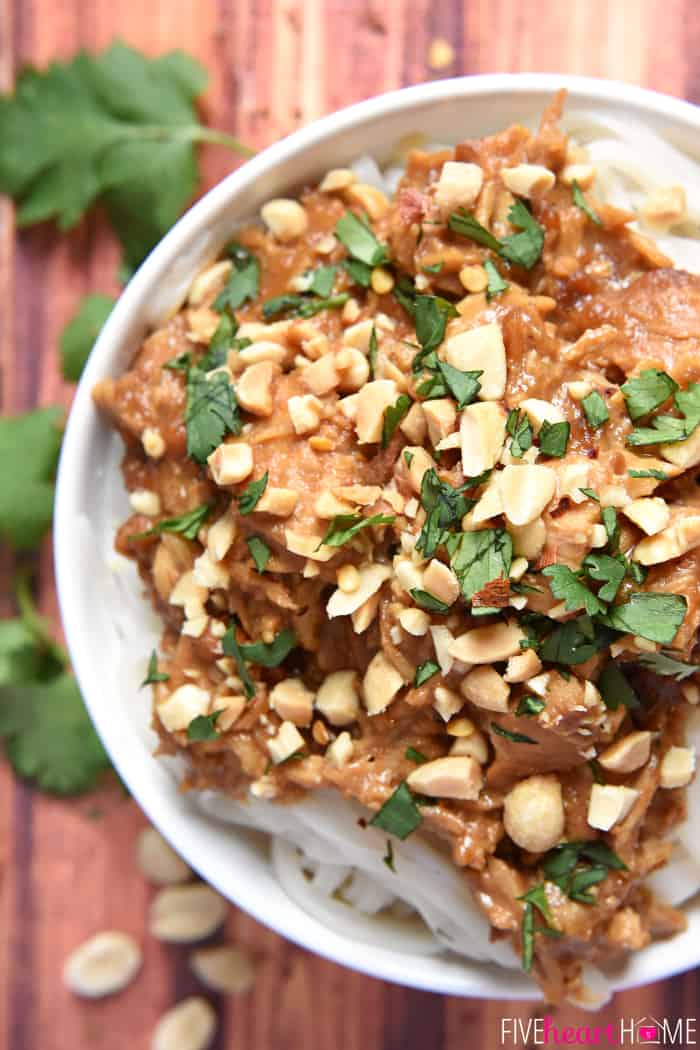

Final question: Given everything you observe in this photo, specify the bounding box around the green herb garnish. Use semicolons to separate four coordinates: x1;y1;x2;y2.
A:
320;513;395;549
414;661;440;687
581;391;609;428
382;395;412;447
239;472;269;515
187;710;224;741
246;535;270;573
369;781;423;840
142;503;211;540
335;211;389;267
141;650;170;687
490;722;537;745
572;181;602;225
185;368;241;463
538;420;570;458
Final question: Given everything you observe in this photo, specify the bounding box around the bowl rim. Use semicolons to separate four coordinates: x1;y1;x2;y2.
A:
55;72;700;1000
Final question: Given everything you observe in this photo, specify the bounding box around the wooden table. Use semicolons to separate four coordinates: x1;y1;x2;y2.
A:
1;2;699;1047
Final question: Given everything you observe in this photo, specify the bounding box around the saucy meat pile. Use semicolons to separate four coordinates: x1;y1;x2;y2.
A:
94;94;700;1002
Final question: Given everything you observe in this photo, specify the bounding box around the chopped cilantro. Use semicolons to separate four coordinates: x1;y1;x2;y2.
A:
335;211;389;267
320;513;395;549
626;381;700;447
582;553;625;603
261;291;349;320
484;258;509;299
383;839;396;872
164;351;192;372
405;746;428;764
413;294;457;366
382;395;412;447
221;625;256;700
185;367;241;463
448;201;545;270
506;409;533;459
246;535;270;573
415;469;479;558
636;651;700;681
581;391;609;428
304;264;337;297
597;662;639;710
571;181;602;225
422;262;444;274
142;503;211;540
239;472;269;514
601;506;620;552
516;695;545;716
579;487;600;502
621;369;678;422
414;661;440;687
538;419;570;458
540;615;614;666
410;589;450;614
141;650;169;687
343;257;372;287
628;467;668;480
187;710;224;741
213;244;260;312
369;781;423;840
542;564;604;616
368;325;378;378
434;363;482;409
239;628;297;667
447;528;512;610
490;722;537;744
601;592;687;645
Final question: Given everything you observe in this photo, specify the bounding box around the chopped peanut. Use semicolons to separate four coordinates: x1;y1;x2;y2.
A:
460;402;507;476
267;721;306;764
316;671;360;726
236;361;278;417
261;198;308;241
445;323;507;400
588;784;639;831
406;756;483;800
362;652;405;715
504;775;565;852
502;164;555;197
256;488;299;517
207;442;253;486
288;394;324;434
460;665;510;712
434;161;483;216
449;621;525;664
598;731;652;773
422;559;460;606
660;746;696;788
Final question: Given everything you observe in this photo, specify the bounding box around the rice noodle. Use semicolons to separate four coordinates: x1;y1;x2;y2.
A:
176;112;700;991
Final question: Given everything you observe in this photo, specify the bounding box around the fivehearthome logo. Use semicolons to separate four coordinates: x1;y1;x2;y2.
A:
499;1015;698;1046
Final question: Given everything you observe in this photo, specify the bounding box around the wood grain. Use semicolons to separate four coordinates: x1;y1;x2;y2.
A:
1;1;699;1047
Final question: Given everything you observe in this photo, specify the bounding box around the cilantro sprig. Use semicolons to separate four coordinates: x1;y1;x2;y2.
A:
0;42;253;272
449;200;545;270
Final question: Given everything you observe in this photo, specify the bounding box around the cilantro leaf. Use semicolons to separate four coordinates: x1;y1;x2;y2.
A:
239;472;269;514
0;43;252;270
435;363;482;409
636;651;700;681
304;264;337;297
506;409;533;459
499;200;545;269
261;292;349;320
199;313;237;369
60;293;115;380
413;295;456;364
369;781;422;840
246;535;270;573
368;325;378;378
142;650;169;687
187;710;224;741
601;593;687;645
491;722;537;745
597;662;639;710
0;672;110;794
448;528;512;608
448;210;501;251
414;661;440;687
516;695;545;716
144;503;211;540
393;274;418;315
382;395;412;447
602;506;620;552
538;420;570;458
238;628;297;667
213;248;260;313
628;468;668;480
582;553;625;603
621;369;678;422
540;615;614;666
405;746;428;764
343;257;372;288
410;589;450;614
320;513;395;548
626;382;700;447
0;407;63;549
484;258;509;299
335;211;388;267
221;625;256;699
415;469;481;558
185;368;241;464
579;488;600;502
572;181;602;225
542;565;605;615
581;391;609;428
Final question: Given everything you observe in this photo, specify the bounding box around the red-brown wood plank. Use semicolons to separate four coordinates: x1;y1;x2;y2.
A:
1;2;699;1047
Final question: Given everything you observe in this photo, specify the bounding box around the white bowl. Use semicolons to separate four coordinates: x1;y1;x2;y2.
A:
55;73;700;999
